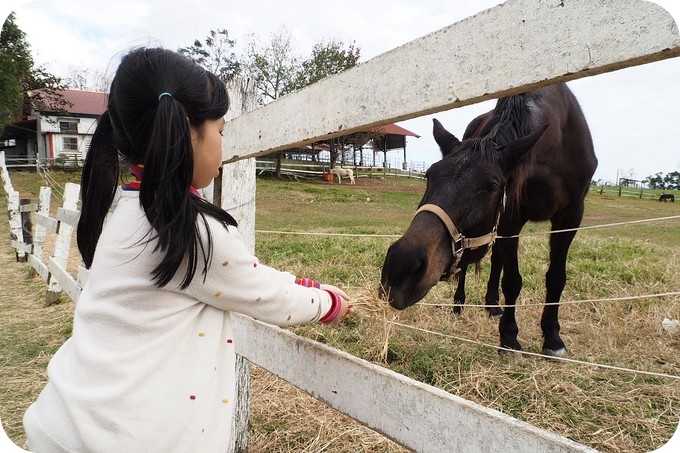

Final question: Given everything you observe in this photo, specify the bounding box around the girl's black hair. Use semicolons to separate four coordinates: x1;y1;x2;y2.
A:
77;47;237;289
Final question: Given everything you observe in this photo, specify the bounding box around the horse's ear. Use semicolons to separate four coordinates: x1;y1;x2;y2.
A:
433;118;461;158
499;124;549;171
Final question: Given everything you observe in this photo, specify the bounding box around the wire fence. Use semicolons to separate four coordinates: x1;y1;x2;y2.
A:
380;317;680;380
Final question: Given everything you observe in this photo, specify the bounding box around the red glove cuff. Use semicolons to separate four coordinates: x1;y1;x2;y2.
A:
295;277;321;288
320;290;342;323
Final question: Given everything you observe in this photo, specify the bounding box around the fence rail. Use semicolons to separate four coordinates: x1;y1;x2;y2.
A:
595;185;679;201
0;154;86;169
255;158;425;181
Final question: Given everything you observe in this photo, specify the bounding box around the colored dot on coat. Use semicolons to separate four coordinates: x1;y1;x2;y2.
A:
222;399;229;404
311;298;315;304
215;292;222;297
287;315;292;321
198;332;205;337
227;339;233;344
190;395;196;400
222;260;229;266
253;262;257;268
256;296;262;302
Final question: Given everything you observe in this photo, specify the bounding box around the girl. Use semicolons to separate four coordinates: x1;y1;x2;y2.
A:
23;47;353;452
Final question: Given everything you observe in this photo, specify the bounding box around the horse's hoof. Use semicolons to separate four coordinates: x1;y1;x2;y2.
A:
486;306;503;317
498;347;522;358
498;339;522;357
542;347;567;359
453;304;463;315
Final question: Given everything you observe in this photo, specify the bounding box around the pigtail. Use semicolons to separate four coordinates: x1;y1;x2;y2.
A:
77;110;119;268
140;96;201;288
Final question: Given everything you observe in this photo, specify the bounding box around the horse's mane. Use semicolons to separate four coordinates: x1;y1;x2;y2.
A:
478;93;535;206
460;94;534;161
480;94;533;145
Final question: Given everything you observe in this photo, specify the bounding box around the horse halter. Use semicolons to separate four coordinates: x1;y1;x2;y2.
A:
413;191;506;278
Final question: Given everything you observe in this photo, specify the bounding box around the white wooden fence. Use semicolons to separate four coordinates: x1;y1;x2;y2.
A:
219;0;680;451
3;0;680;451
1;151;85;305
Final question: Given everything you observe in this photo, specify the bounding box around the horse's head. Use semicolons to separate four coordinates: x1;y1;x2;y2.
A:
379;118;547;310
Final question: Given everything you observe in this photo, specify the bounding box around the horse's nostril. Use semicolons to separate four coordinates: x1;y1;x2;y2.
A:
413;258;427;278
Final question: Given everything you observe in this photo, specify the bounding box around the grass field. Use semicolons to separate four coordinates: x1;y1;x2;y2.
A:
1;169;680;452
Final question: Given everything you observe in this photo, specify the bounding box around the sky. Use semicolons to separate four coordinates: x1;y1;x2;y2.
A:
2;0;680;184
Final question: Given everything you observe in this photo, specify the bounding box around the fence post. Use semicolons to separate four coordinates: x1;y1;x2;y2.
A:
7;190;26;261
18;198;33;263
222;77;258;453
28;186;52;279
46;182;80;304
0;151;10;189
1;151;27;261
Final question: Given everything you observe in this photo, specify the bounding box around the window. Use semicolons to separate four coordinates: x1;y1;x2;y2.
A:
63;137;78;151
59;121;78;132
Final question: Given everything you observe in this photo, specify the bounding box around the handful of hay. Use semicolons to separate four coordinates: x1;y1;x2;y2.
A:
348;287;402;363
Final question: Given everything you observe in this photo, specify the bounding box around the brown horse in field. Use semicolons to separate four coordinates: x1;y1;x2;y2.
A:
380;83;597;357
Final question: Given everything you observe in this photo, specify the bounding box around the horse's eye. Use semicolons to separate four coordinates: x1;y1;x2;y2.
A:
479;183;499;194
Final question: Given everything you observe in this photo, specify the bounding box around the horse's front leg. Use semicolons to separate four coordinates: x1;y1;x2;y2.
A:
541;211;580;358
484;244;504;317
452;264;468;314
498;234;523;353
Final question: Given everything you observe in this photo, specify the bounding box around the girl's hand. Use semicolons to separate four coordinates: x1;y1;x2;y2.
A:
320;284;355;322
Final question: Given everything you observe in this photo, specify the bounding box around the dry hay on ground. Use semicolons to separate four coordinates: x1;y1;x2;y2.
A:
317;282;680;452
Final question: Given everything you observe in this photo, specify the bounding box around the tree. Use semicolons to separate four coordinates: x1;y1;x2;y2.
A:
178;29;241;83
64;65;112;92
645;172;664;189
24;66;71;116
644;171;680;190
241;32;364;175
242;27;300;105
240;28;301;178
287;39;361;168
297;39;360;167
0;12;32;125
290;39;360;91
0;12;68;126
663;171;680;190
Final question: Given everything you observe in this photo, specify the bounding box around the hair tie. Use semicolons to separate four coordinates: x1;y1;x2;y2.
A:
158;92;172;102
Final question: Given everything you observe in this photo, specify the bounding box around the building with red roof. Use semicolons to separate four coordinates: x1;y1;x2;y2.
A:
372;123;421;171
0;89;107;167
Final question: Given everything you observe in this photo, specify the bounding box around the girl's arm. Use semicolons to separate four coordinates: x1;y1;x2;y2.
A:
185;221;352;326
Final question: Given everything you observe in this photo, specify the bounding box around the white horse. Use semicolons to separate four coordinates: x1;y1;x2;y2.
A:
330;167;355;184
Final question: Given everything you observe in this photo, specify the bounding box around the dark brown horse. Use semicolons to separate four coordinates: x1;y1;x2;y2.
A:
380;83;597;357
